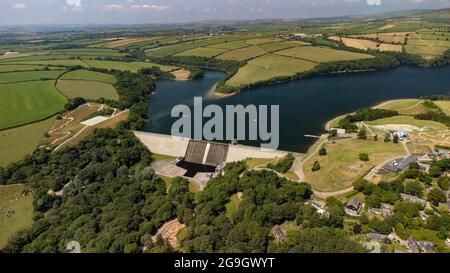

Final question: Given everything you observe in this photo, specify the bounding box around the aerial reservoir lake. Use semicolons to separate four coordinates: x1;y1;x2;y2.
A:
144;65;450;153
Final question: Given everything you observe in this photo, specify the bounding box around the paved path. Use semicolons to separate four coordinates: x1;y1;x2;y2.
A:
312;187;355;200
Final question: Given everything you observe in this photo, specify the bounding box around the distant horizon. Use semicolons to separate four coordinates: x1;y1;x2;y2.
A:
0;7;446;28
0;0;449;26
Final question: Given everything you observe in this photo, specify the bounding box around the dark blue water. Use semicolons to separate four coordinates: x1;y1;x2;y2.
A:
144;65;450;152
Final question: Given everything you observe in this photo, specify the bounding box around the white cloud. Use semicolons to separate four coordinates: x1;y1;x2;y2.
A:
12;3;27;10
102;4;123;11
367;0;382;6
64;0;83;12
102;2;170;11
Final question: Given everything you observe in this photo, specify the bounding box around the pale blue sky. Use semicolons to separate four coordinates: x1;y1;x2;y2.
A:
0;0;448;25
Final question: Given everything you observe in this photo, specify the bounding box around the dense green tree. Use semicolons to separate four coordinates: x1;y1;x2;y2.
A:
312;161;321;172
359;153;369;161
428;188;447;206
438;176;449;191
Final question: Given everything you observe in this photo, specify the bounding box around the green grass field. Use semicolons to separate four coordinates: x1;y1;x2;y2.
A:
0;64;61;73
276;46;374;63
0;70;66;84
304;139;405;192
5;59;88;67
258;41;308;53
49;48;127;57
57;80;119;100
82;60;176;72
376;99;421;111
0;184;33;249
175;47;228;58
367;115;447;129
208;41;250;50
4;59;176;72
0;117;55;167
61;69;117;84
216;45;267;61
245;37;282;45
0;80;67;130
226;54;316;87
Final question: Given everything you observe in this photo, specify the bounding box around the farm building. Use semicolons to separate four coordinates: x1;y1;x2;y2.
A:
383;155;419;173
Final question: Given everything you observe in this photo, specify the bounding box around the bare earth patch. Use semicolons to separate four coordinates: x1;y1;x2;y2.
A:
171;68;191;81
152;219;186;249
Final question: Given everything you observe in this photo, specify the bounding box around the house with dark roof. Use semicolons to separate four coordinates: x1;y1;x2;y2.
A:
345;198;362;216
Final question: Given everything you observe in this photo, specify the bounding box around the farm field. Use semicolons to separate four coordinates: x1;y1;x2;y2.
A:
0;51;50;60
91;37;161;48
4;59;88;67
226;54;316;87
275;46;374;62
0;117;55;167
329;36;403;52
246;37;282;45
175;47;228;58
352;32;410;44
0;64;61;73
0;70;66;84
0;81;67;130
49;49;127;57
3;59;177;72
82;60;177;72
303;139;405;192
57;80;119;100
435;100;450;115
0;184;33;249
258;41;309;52
405;32;450;59
61;69;117;84
207;41;250;50
216;45;267;61
405;44;450;59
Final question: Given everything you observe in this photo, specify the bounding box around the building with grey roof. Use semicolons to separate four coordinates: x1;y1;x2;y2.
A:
400;193;426;206
384;155;419;173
